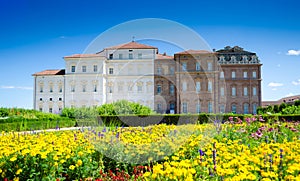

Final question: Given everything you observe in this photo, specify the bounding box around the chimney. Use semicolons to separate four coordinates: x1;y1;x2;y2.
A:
163;52;166;56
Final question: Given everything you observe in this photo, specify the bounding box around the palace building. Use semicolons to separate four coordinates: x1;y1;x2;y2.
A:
33;42;262;114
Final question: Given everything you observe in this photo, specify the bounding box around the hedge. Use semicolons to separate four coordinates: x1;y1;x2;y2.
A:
2;114;300;132
0;117;75;132
75;114;300;127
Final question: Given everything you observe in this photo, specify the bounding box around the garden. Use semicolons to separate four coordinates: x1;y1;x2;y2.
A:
0;116;300;180
1;101;300;180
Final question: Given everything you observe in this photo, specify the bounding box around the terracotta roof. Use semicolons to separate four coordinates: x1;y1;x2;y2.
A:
156;53;173;59
64;54;102;58
32;69;65;76
175;49;214;55
105;41;157;50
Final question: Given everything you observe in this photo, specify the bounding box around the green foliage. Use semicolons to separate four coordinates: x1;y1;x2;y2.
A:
294;100;300;106
61;107;76;118
97;100;154;115
279;103;288;112
273;104;279;113
281;105;300;114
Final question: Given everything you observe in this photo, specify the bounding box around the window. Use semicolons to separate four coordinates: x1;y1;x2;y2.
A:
243;71;248;78
49;108;53;113
232;87;236;96
49;98;52;101
82;66;87;72
220;105;225;113
71;66;76;73
49;85;53;93
207;62;212;71
59;107;62;112
157;85;162;94
93;65;98;72
94;85;97;92
220;71;224;79
157;103;162;111
82;85;86;92
109;86;113;93
137;85;142;92
119;54;123;59
59;98;62;101
182;102;188;113
157;67;162;75
39;98;42;101
109;68;113;75
208;102;213;113
170;84;174;95
182;82;187;92
170;103;175;110
71;85;75;92
253;87;257;96
59;85;62;93
196;62;201;71
182;62;187;71
109;54;113;59
196;82;200;93
231;104;236;114
252;71;257;78
129;53;133;59
244;87;248;96
208;81;212;92
138;53;142;59
244;103;249;114
196;103;201;113
39;107;42;112
40;85;43;93
232;71;236;79
220;87;224;96
170;67;175;75
253;104;257;114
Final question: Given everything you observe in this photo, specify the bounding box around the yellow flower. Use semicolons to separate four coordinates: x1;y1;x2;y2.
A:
16;169;22;175
69;165;75;170
76;159;83;167
10;156;17;162
78;151;84;156
41;153;47;159
143;172;151;177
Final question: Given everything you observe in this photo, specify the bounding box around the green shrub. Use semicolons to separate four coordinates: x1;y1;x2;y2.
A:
97;100;154;116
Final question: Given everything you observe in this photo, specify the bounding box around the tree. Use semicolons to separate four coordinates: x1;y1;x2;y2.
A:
294;100;300;107
97;100;154;115
279;103;287;113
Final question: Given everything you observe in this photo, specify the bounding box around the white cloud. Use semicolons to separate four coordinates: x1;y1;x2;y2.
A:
287;49;300;56
0;86;33;90
292;79;300;86
268;82;283;87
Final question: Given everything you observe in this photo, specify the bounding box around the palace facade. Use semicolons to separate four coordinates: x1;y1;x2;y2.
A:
33;42;262;114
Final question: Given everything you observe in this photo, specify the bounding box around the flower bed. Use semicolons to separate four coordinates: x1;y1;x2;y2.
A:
0;117;300;180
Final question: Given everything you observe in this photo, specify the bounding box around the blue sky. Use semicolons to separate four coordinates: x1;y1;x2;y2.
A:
0;0;299;108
